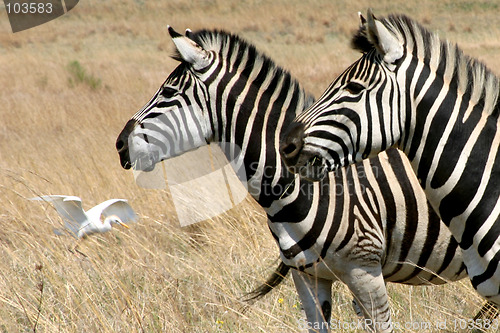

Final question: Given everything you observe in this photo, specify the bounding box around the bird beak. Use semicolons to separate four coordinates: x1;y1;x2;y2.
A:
118;221;130;229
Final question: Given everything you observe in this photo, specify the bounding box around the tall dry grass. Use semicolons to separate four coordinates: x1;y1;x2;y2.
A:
0;0;499;332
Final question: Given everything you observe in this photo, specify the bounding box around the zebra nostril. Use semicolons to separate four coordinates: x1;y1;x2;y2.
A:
282;142;298;156
116;139;125;152
116;119;137;154
281;141;303;160
280;122;305;161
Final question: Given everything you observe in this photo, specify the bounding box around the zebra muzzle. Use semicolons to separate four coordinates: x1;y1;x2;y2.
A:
116;119;138;169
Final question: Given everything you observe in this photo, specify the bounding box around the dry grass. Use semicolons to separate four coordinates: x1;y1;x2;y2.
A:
0;0;499;332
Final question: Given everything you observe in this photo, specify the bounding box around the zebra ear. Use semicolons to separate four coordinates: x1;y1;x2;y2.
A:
167;26;210;70
358;12;366;26
365;9;403;65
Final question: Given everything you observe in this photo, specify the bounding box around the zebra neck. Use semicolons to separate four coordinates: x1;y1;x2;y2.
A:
217;79;313;206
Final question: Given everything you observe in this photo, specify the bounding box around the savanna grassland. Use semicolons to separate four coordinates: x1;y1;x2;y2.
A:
1;0;500;332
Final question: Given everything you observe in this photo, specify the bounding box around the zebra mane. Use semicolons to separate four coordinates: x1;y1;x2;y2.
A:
352;14;500;117
188;28;278;73
183;29;314;107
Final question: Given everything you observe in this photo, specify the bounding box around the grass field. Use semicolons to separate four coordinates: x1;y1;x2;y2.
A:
1;0;500;332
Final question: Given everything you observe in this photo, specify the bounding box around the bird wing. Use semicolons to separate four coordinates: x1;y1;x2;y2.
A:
86;199;138;224
31;195;89;237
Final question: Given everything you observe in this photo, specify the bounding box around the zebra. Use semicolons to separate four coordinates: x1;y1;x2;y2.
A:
280;9;500;314
115;27;486;332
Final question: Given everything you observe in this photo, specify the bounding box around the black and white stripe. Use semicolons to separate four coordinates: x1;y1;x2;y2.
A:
281;10;500;310
116;28;486;332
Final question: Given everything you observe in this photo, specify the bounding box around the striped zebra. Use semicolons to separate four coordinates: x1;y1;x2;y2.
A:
280;10;500;312
115;27;483;332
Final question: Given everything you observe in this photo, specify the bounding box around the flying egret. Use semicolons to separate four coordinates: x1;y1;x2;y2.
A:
32;195;137;238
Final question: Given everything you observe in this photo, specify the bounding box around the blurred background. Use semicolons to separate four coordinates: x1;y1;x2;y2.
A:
0;0;499;332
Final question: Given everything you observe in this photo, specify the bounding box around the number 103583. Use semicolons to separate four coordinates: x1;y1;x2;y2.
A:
5;2;53;14
452;318;499;330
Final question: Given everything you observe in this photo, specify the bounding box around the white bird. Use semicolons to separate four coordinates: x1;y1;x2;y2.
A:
32;195;137;238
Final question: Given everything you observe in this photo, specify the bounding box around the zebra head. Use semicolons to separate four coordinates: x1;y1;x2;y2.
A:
280;10;405;181
116;27;215;171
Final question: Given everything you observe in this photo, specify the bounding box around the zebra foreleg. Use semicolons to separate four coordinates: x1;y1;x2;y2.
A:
292;269;333;333
343;267;393;333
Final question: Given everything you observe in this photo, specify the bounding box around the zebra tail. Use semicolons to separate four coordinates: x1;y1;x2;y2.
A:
244;260;290;302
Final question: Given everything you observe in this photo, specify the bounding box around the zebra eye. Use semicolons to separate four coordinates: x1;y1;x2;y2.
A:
345;82;365;95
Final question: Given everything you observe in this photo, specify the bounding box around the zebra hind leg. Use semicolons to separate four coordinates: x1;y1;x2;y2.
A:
292;269;333;333
352;298;364;317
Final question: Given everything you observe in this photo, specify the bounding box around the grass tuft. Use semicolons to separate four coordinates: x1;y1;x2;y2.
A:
67;60;102;90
